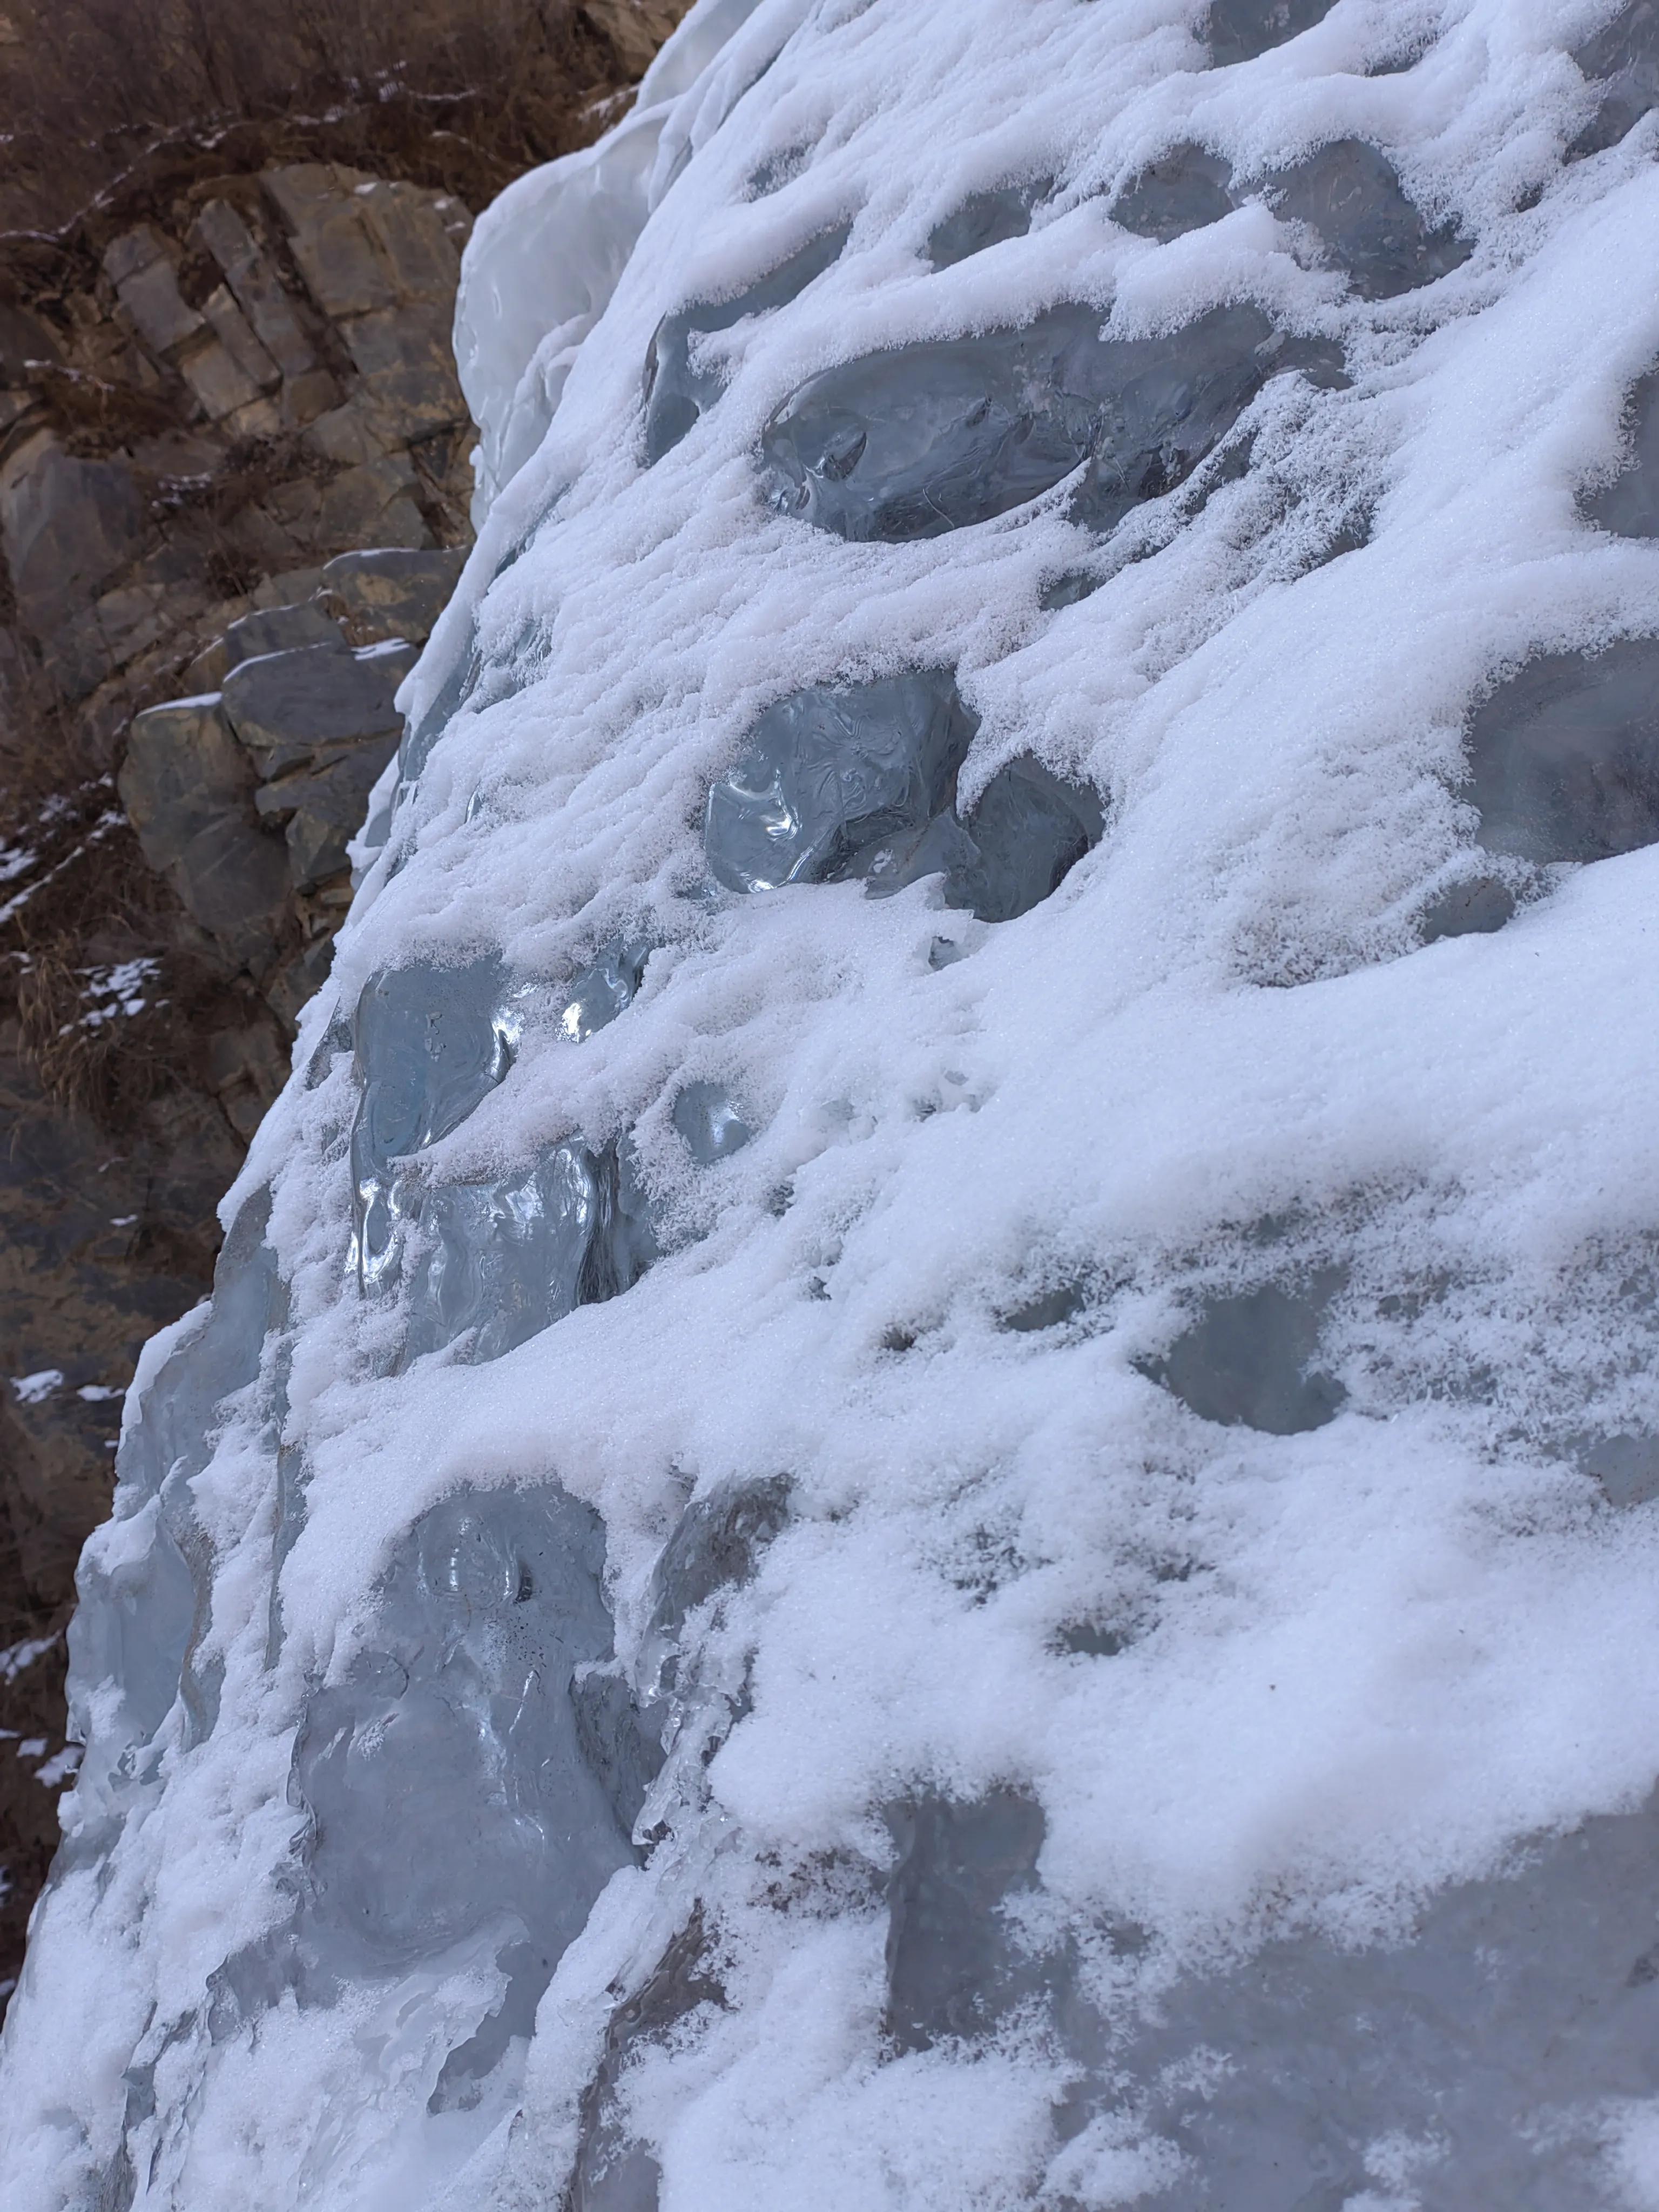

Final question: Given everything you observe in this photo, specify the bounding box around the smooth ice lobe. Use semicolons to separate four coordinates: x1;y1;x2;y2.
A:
926;183;1048;269
947;754;1106;924
704;672;1103;920
1572;0;1659;160
761;303;1345;543
1146;1276;1348;1435
1461;637;1659;866
1204;0;1337;68
1586;365;1659;538
643;223;849;463
67;1193;283;1804
352;949;656;1367
703;672;977;892
292;1484;636;2087
1111;146;1235;242
1269;139;1472;300
1112;138;1469;304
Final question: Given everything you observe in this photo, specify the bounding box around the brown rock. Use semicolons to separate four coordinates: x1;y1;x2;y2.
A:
263;164;395;319
0;1019;235;1603
336;302;467;434
190;200;319;382
280;367;342;429
221;636;414;776
0;302;59;379
304;393;400;468
105;228;205;358
317;455;431;549
249;567;328;611
0;431;145;696
119;696;291;962
176;332;272;425
265;936;336;1034
585;0;694;76
200;1014;288;1141
201;286;280;394
223;601;342;667
353;181;461;304
315;547;464;644
257;740;399;891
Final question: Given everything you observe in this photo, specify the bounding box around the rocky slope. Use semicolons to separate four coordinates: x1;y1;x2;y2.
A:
0;0;690;2016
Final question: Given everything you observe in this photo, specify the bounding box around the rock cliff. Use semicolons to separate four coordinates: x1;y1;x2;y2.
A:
0;0;691;2014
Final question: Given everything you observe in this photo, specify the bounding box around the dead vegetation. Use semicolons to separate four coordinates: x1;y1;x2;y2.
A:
0;0;656;234
0;0;679;1131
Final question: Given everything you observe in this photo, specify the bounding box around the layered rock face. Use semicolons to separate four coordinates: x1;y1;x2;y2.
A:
8;0;1659;2207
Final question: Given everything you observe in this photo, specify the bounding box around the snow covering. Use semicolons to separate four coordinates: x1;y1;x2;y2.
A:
6;0;1659;2204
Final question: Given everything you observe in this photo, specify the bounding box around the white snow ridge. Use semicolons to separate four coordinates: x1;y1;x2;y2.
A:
8;0;1659;2204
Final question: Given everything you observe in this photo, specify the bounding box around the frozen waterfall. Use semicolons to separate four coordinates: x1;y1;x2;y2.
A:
8;0;1659;2205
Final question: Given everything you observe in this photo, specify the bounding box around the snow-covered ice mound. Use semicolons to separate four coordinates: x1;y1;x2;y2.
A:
8;0;1659;2204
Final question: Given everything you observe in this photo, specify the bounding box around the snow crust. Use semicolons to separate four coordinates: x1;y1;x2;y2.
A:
8;0;1659;2205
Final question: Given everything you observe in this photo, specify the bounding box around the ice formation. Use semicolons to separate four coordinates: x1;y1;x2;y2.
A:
7;0;1659;2206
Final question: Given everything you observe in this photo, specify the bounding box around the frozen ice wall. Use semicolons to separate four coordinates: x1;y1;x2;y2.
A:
8;0;1659;2205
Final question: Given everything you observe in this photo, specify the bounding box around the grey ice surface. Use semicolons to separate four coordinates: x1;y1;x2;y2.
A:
946;754;1105;923
884;1790;1047;2053
1205;0;1337;68
291;1483;637;2103
1269;139;1472;301
350;945;656;1367
66;1192;285;1818
1066;1792;1659;2209
671;1081;753;1163
571;1480;794;2208
761;308;1110;542
1417;871;1517;943
705;673;1103;921
571;1762;1659;2201
643;226;849;464
926;183;1048;269
1111;146;1234;242
1586;367;1659;538
1582;1432;1659;1508
704;672;978;891
1144;1274;1348;1434
1461;636;1659;866
1572;0;1659;160
762;302;1345;544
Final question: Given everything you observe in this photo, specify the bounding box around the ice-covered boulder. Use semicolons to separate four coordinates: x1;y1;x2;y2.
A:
9;2;1659;2207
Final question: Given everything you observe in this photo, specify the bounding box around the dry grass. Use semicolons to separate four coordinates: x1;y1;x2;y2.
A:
0;784;228;1126
0;0;639;234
